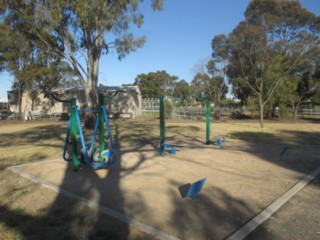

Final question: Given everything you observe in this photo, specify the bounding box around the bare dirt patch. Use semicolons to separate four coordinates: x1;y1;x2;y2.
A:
1;118;320;239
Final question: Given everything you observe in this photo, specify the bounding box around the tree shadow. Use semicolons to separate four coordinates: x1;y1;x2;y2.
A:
0;204;83;240
165;129;319;239
44;120;158;239
166;125;205;145
0;124;66;148
0;119;159;239
2;119;320;239
227;130;320;175
169;183;275;239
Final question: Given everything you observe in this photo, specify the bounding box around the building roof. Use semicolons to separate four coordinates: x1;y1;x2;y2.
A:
8;85;141;94
57;85;140;93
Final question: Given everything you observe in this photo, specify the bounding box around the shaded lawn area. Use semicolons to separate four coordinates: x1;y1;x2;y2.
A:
1;118;320;169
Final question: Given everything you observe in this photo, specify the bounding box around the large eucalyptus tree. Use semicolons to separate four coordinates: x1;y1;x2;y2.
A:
2;0;163;124
226;0;320;127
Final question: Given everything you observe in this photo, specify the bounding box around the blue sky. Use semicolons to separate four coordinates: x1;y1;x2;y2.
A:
1;0;319;101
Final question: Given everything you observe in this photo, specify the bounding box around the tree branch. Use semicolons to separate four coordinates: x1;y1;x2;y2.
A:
238;53;260;95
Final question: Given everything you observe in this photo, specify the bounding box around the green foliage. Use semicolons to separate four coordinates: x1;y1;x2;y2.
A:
222;0;320;126
246;97;259;118
191;35;229;108
220;98;240;108
172;80;191;106
311;92;320;105
191;72;228;106
164;99;173;118
1;0;164;113
277;103;290;118
134;70;179;98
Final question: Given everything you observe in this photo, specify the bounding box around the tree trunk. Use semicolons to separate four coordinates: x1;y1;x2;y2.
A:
260;105;264;128
216;99;220;119
31;99;35;111
84;45;100;129
272;104;276;118
84;83;97;129
259;95;264;128
293;103;299;121
293;96;303;120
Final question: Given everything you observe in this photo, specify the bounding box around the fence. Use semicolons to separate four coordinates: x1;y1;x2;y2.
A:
172;106;320;121
142;98;160;110
0;111;67;120
298;105;320;117
172;106;238;121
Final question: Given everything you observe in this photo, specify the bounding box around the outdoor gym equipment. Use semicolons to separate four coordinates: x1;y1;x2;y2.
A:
195;97;211;144
195;96;228;146
159;95;176;155
51;91;121;170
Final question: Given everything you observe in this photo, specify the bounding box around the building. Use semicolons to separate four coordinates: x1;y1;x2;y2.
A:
7;86;142;119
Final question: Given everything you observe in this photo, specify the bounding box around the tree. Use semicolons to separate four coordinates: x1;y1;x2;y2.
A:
191;58;228;116
227;0;320;128
2;0;163;126
291;61;320;120
0;24;8;72
172;80;190;106
1;24;47;119
134;70;179;97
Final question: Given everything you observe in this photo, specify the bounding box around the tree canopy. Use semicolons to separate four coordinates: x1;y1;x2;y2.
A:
134;70;178;97
191;57;228;113
222;0;320;127
1;0;163;123
172;79;191;106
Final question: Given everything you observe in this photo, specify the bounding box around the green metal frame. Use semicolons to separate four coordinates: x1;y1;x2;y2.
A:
51;90;124;169
98;92;122;161
51;93;81;169
196;97;211;144
70;98;81;168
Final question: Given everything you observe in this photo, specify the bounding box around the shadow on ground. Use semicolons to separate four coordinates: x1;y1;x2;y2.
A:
1;120;319;239
0;121;159;239
228;130;320;175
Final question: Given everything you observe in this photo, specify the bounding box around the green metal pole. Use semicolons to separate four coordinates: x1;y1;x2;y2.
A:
71;98;80;169
205;97;211;145
98;94;105;162
159;96;165;153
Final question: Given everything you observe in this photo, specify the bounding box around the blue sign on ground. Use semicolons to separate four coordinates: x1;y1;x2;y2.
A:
186;178;207;200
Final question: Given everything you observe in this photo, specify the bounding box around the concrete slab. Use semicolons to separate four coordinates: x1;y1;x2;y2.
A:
9;141;320;240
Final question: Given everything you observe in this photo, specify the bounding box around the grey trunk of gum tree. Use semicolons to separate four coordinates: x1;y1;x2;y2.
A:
84;45;101;129
293;95;303;120
17;82;25;121
259;94;264;128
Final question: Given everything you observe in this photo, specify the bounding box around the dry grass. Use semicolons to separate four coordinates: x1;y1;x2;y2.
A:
1;118;320;168
166;119;320;147
0;120;66;169
0;117;319;239
0;119;160;240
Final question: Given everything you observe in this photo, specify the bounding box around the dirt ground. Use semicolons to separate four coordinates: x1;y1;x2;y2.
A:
6;134;320;240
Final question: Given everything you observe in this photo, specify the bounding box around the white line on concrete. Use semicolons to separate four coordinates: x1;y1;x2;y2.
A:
9;165;180;240
227;166;320;240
